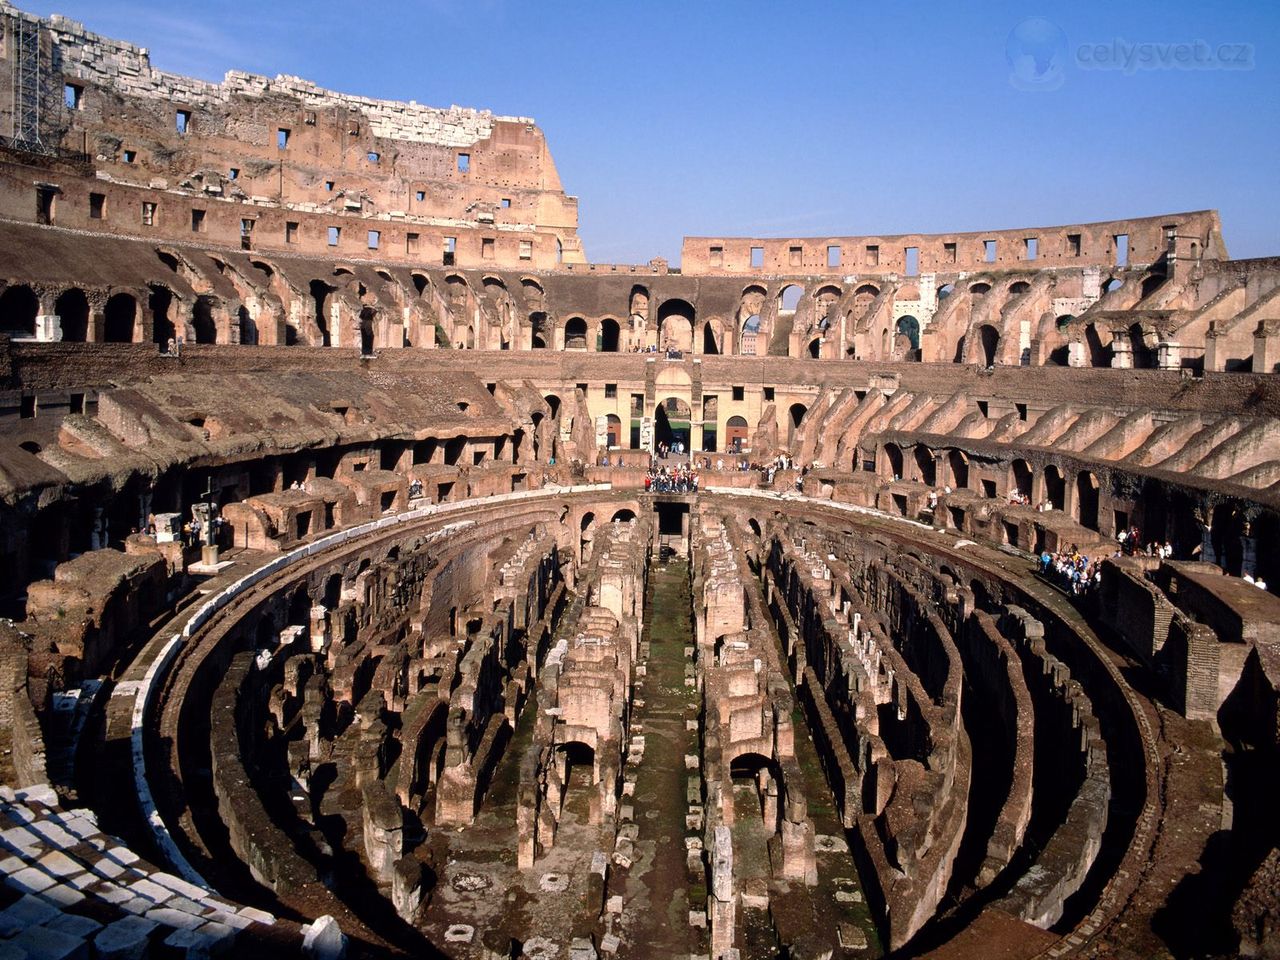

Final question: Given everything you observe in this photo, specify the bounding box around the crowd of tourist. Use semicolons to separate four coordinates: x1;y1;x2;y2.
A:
1039;546;1103;596
645;464;699;493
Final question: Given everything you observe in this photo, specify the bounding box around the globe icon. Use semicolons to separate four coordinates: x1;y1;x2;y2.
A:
1006;18;1067;91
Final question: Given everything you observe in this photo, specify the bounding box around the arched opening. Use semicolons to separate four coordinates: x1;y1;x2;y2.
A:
239;305;257;345
600;317;620;352
895;315;921;358
0;285;39;337
359;307;375;354
55;288;89;342
978;324;1000;366
726;415;749;454
530;312;548;349
1085;324;1110;367
778;284;803;313
1210;504;1245;576
739;314;762;356
748;518;762;538
657;299;694;352
1012;459;1033;500
969;282;991;296
192;296;217;344
558;741;597;819
579;512;597;562
629;285;650;319
937;283;955;300
948;450;969;489
914;445;936;485
611;508;636;523
1075;471;1099;530
149;286;175;345
884;442;904;480
1009;280;1031;295
544;394;562;420
852;283;879;319
103;293;137;343
564;316;589;350
655;397;692;451
729;751;781;830
1140;274;1165;300
1044;465;1065;511
1128;323;1153;368
702;321;721;355
1103;278;1124;294
310;280;333;346
605;414;622;449
807;337;821;359
788;403;807;446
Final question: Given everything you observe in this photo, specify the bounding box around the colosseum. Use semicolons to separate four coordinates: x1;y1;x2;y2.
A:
0;4;1276;960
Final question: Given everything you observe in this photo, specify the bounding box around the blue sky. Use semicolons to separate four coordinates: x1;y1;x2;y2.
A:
25;1;1280;264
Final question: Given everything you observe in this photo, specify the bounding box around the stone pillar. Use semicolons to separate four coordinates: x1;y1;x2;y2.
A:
1110;336;1133;369
1157;341;1181;370
34;314;62;341
1254;319;1280;374
1203;326;1224;372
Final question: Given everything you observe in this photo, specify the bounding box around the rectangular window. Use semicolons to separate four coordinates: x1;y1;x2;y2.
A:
518;240;532;260
732;385;745;401
443;236;456;266
1163;223;1177;248
763;386;775;401
481;237;495;259
501;198;511;208
367;151;380;163
1114;233;1129;266
827;244;841;268
141;201;156;226
944;242;957;263
457;153;470;173
328;226;340;246
89;192;105;220
368;229;380;250
709;245;723;267
240;217;254;249
406;232;420;254
191;208;205;232
604;383;617;398
64;83;83;109
123;149;136;164
277;128;290;149
631;393;644;415
789;245;803;267
286;221;299;244
325;180;334;192
984;239;997;262
904;246;919;276
228;167;239;180
1067;233;1081;257
176;109;191;134
865;244;879;266
37;186;55;225
750;246;764;268
20;395;35;419
415;189;425;202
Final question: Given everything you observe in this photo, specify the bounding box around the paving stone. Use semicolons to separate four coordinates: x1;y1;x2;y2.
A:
144;906;205;931
39;883;86;908
127;878;172;904
5;867;54;894
91;858;125;880
0;894;59;937
236;906;275;925
47;914;104;938
94;916;158;960
10;926;88;960
37;851;82;878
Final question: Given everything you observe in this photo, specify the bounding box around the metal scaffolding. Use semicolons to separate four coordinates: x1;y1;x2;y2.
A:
10;14;42;145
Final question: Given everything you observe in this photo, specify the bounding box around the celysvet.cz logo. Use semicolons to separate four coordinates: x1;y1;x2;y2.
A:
1006;18;1256;91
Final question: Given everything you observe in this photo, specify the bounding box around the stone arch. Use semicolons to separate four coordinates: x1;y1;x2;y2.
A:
896;315;921;356
564;317;589;350
884;442;904;479
978;323;1000;366
657;299;694;352
914;445;936;485
778;284;803;313
104;292;138;343
600;317;621;352
55;288;89;342
948;449;969;489
193;295;218;344
1012;459;1033;499
0;284;39;337
1075;470;1099;530
1044;464;1066;510
788;402;807;447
